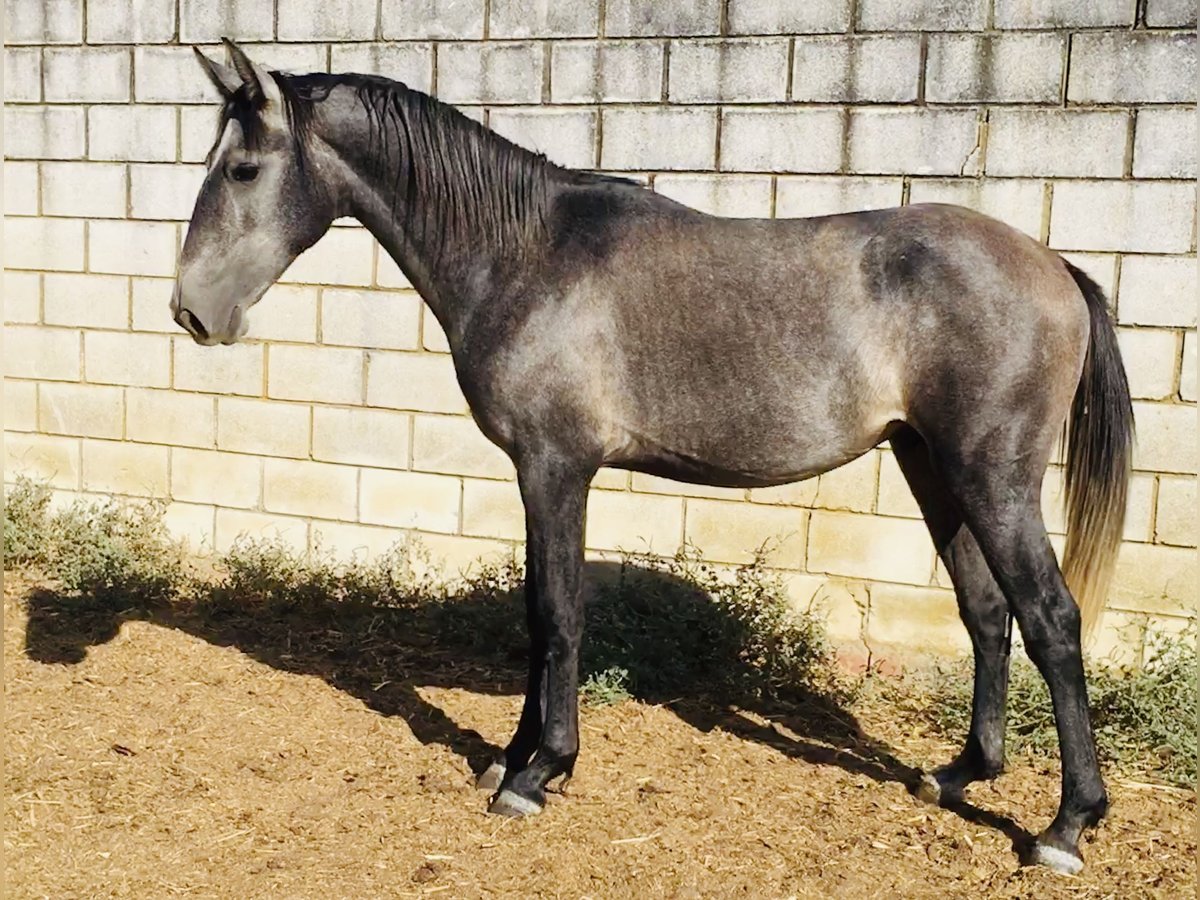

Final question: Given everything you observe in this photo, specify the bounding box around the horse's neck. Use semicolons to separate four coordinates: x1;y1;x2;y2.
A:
321;92;553;345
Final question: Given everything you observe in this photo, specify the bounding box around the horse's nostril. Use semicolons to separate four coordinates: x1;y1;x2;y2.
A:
178;308;210;341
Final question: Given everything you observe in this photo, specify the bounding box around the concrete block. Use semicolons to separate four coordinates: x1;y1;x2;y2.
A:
437;42;544;104
180;107;221;163
135;47;222;104
1049;182;1195;254
849;109;982;176
1133;108;1197;179
1117;256;1196;328
669;38;790;103
130;164;206;221
87;0;174;42
5;47;43;101
630;473;743;501
866;583;969;653
217;397;311;458
359;468;461;532
1181;330;1196;402
242;285;319;344
720;108;843;174
928;33;1065;104
6;217;85;271
684;499;807;565
277;0;377;39
5;162;39;216
776;176;903;218
422;312;451;352
3;325;81;381
728;0;851;33
807;510;935;586
488;108;598;168
1146;0;1197;26
214;507;308;553
89;220;179;277
5;379;38;431
85;332;171;388
172;447;261;508
995;0;1137;27
82;439;169;497
654;174;772;218
268;344;364;405
382;0;485;39
908;178;1046;239
1059;252;1119;298
411;414;514;479
179;0;273;42
4;432;81;489
550;40;663;103
1068;32;1196;104
89;105;177;162
1156;474;1196;547
278;228;375;287
3;271;42;325
126;388;215;448
1109;540;1196;616
131;277;177;334
792;36;921;103
44;47;130;102
330;44;434;92
462;478;525;539
42;162;127;219
6;106;86;159
490;0;598;38
586;489;683;553
8;0;82;43
605;0;721;36
812;452;878;513
1130;400;1196;474
173;339;264;396
602;106;717;171
366;350;468;413
1117;328;1181;400
857;0;987;30
264;458;358;520
319;288;419;350
39;382;124;439
312;406;410;468
987;110;1128;178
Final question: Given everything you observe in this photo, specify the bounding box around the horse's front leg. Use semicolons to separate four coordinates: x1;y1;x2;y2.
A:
487;452;591;817
475;535;544;792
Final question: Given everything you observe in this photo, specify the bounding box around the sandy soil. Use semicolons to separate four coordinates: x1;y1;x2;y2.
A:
5;575;1194;899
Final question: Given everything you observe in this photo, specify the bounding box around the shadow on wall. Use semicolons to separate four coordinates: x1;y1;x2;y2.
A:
19;558;1033;854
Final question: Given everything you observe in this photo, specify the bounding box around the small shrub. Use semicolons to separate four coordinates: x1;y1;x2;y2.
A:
581;666;633;706
3;477;53;567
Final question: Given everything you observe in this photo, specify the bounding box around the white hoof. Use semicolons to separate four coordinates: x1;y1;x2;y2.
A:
916;773;942;806
475;761;506;792
488;789;543;818
1030;842;1083;875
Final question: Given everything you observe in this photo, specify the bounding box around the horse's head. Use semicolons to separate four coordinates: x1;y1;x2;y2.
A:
173;40;336;345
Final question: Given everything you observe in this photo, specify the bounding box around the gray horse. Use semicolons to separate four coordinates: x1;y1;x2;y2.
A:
175;41;1133;875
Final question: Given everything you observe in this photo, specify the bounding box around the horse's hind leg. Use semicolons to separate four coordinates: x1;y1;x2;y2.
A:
935;444;1107;874
890;426;1011;802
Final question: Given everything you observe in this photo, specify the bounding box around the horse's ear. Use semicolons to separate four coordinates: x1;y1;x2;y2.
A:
193;46;240;99
221;37;283;111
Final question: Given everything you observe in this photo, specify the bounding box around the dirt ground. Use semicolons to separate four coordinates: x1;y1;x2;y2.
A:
5;574;1194;899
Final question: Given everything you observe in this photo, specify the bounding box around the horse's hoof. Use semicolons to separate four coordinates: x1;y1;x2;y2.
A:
487;788;543;817
1030;842;1083;876
475;761;506;792
916;772;943;806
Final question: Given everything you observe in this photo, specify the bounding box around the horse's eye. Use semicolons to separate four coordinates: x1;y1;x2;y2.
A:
231;163;259;183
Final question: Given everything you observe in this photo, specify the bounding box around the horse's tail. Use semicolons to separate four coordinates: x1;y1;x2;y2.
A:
1059;260;1134;641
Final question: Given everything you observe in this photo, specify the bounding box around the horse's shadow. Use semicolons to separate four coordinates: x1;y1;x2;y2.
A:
19;560;1032;854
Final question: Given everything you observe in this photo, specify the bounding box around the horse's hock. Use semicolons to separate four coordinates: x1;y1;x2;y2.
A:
5;0;1196;665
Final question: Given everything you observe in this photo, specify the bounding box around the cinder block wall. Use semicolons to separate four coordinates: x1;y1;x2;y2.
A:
4;0;1196;659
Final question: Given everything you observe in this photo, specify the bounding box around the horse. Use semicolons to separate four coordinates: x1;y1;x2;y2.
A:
174;40;1133;875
